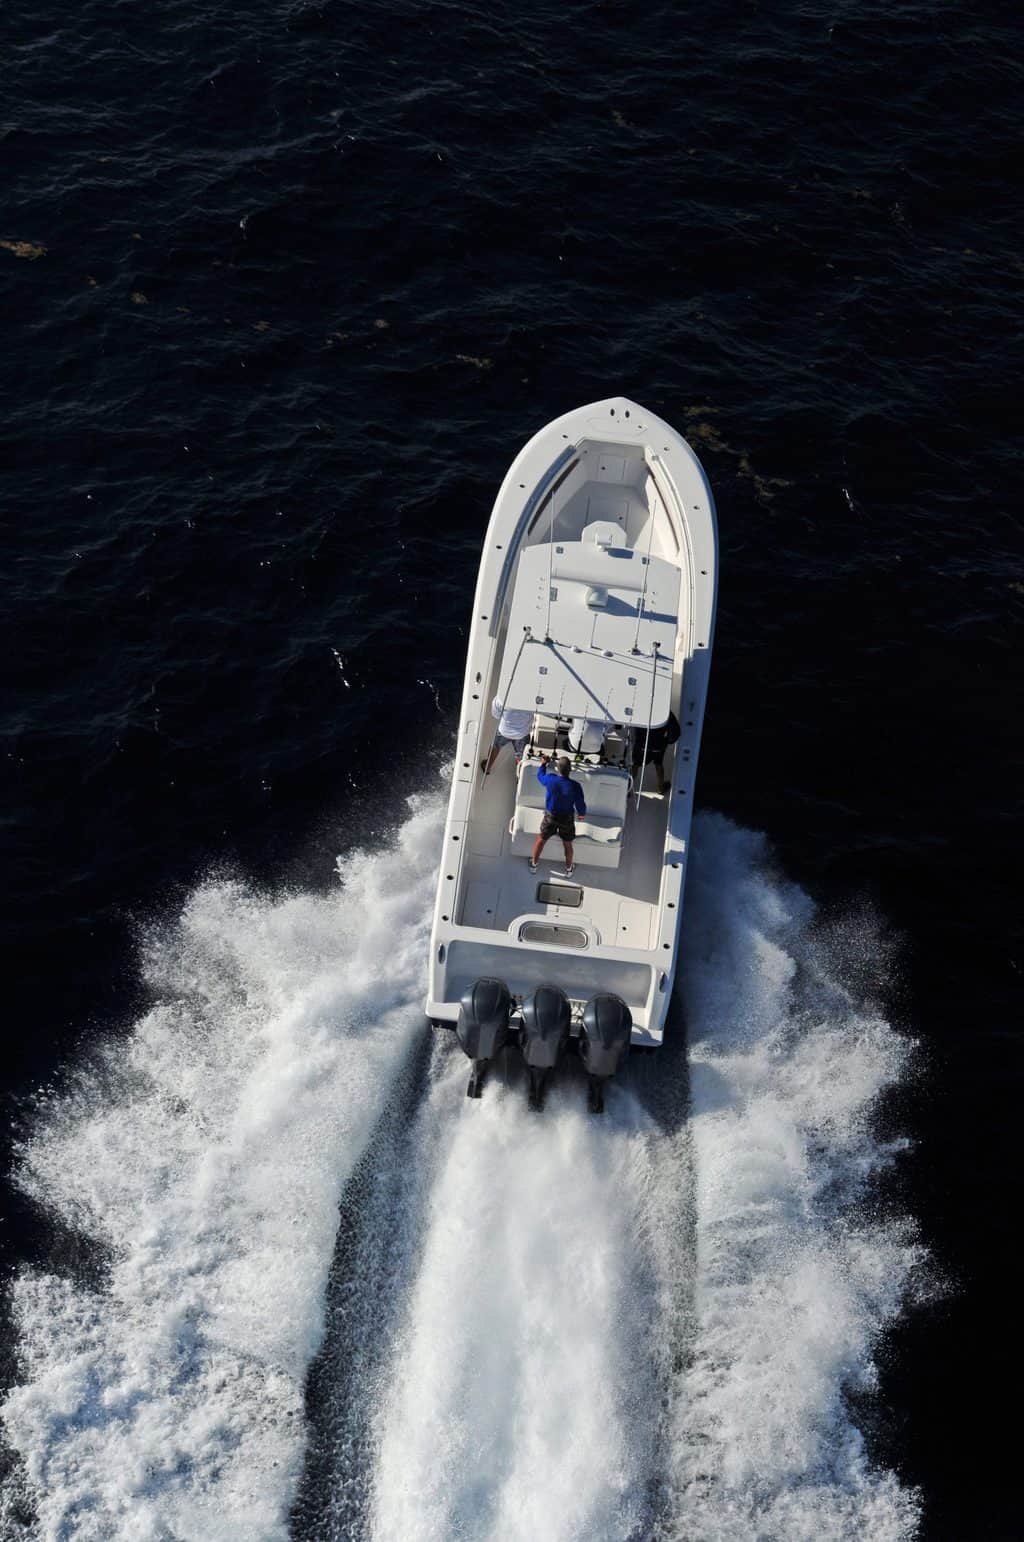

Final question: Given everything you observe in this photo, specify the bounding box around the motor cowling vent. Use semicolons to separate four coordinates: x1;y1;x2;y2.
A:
520;985;571;1070
580;994;632;1079
456;977;513;1063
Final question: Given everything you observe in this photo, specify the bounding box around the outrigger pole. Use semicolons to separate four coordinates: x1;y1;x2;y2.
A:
479;624;534;793
632;487;658;654
635;640;660;811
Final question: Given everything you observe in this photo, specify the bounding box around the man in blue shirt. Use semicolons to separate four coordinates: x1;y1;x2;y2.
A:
530;755;587;877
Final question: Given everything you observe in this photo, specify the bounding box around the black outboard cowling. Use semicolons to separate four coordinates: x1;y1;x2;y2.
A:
520;985;571;1109
456;977;513;1099
580;994;633;1113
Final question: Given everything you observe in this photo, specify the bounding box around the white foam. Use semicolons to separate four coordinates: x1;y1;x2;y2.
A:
368;1063;668;1542
366;814;923;1542
1;792;442;1542
667;814;924;1540
3;801;924;1542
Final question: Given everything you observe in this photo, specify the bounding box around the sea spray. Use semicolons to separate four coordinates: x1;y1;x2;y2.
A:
362;814;923;1542
368;1060;667;1542
662;813;924;1541
1;792;443;1542
2;803;923;1542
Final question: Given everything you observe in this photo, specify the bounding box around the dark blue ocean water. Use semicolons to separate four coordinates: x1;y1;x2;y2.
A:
2;0;1021;1535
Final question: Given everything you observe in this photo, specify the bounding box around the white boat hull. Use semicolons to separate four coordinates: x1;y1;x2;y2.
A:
426;398;717;1092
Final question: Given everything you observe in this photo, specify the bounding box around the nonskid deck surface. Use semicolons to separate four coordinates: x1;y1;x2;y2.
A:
460;749;671;949
533;480;653;550
523;479;681;578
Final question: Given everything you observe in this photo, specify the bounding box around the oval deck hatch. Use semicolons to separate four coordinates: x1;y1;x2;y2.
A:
518;921;589;950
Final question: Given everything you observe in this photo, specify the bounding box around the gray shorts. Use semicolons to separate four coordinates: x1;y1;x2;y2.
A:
493;730;528;756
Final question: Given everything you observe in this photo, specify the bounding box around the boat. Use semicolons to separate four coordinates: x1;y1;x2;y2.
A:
426;397;717;1109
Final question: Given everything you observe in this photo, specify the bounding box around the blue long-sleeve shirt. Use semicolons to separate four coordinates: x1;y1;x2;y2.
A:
537;765;587;816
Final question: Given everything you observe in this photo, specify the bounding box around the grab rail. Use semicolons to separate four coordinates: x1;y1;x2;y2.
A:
489;446;578;636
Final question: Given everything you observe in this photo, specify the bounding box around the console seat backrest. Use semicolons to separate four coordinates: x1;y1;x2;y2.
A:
509;761;631;869
602;726;629;765
531;714;559;754
580;766;630;822
517;761;548;809
515;760;629;814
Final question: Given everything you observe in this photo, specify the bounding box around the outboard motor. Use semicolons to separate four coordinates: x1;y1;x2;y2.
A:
456;978;513;1099
580;994;633;1113
520;985;571;1110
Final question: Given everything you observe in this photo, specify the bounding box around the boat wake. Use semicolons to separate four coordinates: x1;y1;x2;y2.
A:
1;795;441;1542
2;798;924;1542
659;817;924;1542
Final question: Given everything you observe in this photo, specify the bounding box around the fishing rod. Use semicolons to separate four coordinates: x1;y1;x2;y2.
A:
634;641;660;811
632;488;658;653
478;624;534;793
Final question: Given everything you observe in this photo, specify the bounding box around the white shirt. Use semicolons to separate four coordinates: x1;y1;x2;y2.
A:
491;697;533;740
570;717;604;753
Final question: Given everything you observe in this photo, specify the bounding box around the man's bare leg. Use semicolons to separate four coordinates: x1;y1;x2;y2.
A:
480;743;500;775
561;840;574;870
530;832;548;867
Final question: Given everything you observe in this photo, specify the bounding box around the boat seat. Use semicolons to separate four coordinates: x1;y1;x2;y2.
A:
509;761;630;869
602;726;629;766
531;714;559;754
513;806;624;845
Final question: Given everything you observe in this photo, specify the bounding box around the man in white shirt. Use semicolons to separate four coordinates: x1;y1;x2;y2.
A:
481;696;533;775
568;717;605;756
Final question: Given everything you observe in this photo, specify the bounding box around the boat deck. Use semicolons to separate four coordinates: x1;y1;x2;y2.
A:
458;748;672;953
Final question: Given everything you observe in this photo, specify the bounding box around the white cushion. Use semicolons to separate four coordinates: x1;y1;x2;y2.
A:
577;815;623;844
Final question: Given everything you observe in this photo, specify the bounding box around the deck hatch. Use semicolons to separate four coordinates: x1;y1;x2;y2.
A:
518;921;589;949
536;882;583;908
